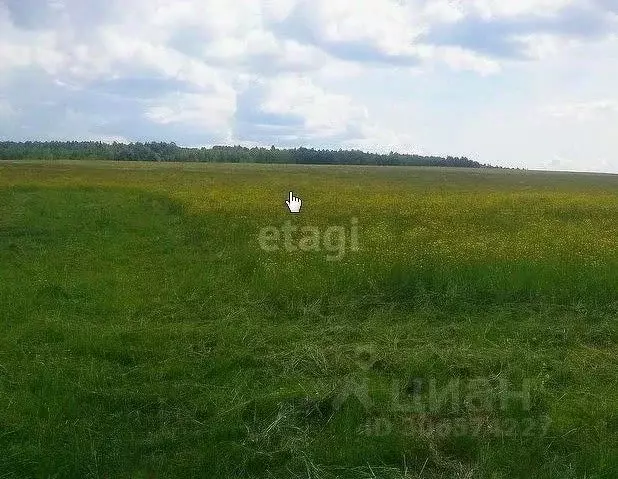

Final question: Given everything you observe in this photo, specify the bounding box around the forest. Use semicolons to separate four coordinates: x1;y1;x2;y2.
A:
0;141;496;168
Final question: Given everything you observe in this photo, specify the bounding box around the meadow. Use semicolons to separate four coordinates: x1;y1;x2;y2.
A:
0;160;617;478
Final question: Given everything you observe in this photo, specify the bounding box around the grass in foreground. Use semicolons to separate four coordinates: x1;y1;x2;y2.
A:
0;161;617;478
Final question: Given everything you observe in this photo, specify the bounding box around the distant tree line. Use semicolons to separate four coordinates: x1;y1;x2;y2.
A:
0;141;497;168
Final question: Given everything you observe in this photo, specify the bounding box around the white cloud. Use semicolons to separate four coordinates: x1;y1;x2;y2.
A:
544;153;614;173
421;0;467;23
512;33;585;60
145;91;237;134
543;100;618;121
416;44;502;74
467;0;578;18
341;124;423;155
258;74;368;138
0;0;617;171
0;4;65;75
307;0;425;52
271;0;504;74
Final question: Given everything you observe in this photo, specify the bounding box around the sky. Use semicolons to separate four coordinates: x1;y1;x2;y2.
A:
0;0;617;172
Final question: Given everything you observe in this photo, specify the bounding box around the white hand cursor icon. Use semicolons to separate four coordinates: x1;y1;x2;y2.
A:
286;191;302;213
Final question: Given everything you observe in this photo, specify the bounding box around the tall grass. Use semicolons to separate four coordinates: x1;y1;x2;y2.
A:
0;161;617;478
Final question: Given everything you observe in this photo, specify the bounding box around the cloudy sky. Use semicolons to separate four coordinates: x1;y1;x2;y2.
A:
1;0;617;172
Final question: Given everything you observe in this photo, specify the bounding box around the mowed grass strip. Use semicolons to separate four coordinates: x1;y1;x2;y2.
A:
0;161;617;478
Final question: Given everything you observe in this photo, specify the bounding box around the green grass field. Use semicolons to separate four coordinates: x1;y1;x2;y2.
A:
1;160;617;478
